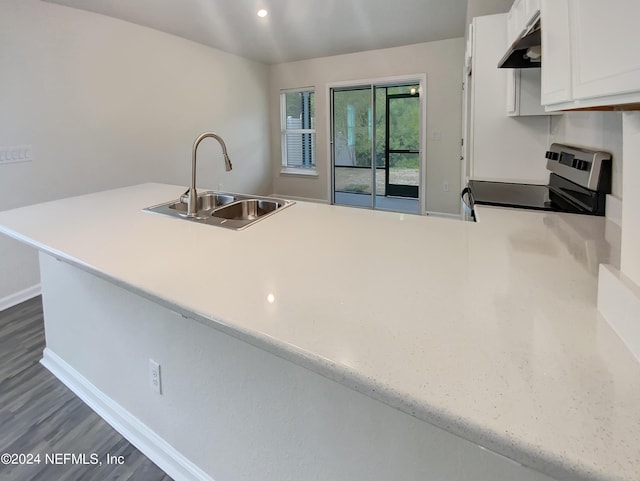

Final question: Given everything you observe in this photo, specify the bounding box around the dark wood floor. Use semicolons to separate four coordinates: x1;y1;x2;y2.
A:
0;296;172;481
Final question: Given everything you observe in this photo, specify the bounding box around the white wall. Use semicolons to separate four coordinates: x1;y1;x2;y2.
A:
549;112;623;199
269;38;465;215
0;0;271;303
621;112;640;285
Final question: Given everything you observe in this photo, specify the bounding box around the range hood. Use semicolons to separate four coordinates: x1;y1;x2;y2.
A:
498;20;541;68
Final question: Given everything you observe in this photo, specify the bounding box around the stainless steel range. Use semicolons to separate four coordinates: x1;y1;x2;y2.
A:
462;143;612;220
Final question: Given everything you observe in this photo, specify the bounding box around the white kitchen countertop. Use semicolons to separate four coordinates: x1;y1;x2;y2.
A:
0;183;637;481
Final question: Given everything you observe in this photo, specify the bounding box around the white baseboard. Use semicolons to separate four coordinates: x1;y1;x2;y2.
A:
0;284;41;312
598;264;640;363
40;348;215;481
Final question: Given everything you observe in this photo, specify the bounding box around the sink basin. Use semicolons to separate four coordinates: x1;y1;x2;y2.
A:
144;191;294;230
212;199;284;221
167;192;235;216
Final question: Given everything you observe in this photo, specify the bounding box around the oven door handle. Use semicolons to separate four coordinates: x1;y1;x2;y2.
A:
461;186;474;210
461;187;476;221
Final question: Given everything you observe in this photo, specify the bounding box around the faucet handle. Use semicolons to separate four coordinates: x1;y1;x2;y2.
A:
180;188;191;204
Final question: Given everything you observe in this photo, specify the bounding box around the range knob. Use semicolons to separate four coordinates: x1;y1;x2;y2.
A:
545;151;559;161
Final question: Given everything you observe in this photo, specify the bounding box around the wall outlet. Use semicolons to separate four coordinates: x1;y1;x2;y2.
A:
443;181;450;192
149;359;162;394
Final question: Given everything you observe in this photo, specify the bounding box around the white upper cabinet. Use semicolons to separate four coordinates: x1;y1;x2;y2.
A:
527;0;541;18
525;0;541;28
540;0;572;105
507;0;523;46
542;0;640;110
570;0;640;100
508;0;541;46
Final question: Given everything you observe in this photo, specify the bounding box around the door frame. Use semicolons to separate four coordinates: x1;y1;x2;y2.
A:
326;74;427;214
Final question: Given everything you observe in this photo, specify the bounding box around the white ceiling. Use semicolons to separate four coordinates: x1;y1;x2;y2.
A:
43;0;469;64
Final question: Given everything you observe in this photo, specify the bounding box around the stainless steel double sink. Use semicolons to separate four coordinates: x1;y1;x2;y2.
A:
144;191;294;230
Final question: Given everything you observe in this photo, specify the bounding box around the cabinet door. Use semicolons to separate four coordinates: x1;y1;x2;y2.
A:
508;0;539;47
524;0;541;28
540;0;572;105
507;0;519;46
506;69;518;115
507;8;516;46
570;0;640;100
513;0;527;37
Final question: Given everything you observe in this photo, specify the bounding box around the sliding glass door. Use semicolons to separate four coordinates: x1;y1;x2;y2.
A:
332;87;374;208
331;81;422;214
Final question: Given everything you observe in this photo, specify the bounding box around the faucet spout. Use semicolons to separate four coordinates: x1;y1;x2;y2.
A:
187;132;232;217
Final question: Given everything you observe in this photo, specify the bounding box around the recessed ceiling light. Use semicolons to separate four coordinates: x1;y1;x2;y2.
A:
257;9;268;18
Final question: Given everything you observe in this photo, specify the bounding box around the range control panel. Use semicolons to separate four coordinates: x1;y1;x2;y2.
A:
545;143;611;192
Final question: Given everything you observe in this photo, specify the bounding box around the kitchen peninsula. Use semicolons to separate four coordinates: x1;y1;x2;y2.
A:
0;183;637;481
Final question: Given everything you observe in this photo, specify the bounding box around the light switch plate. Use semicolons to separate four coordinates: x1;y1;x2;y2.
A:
149;359;162;394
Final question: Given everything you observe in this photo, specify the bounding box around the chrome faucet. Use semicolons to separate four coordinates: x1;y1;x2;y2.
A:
186;132;232;217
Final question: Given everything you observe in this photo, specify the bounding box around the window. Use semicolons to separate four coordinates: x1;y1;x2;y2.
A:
280;88;316;174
